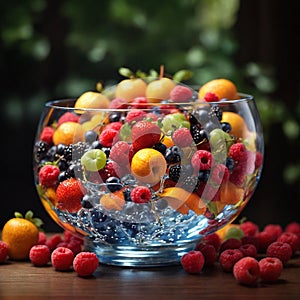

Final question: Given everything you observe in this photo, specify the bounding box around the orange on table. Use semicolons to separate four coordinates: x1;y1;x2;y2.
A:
221;111;249;139
198;78;239;101
52;121;80;145
1;218;39;260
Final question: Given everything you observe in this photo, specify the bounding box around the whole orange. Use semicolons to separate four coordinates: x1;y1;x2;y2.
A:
1;217;39;260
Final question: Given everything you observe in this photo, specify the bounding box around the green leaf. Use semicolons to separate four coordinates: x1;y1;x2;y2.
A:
119;67;134;78
14;212;23;218
173;70;193;82
25;210;34;220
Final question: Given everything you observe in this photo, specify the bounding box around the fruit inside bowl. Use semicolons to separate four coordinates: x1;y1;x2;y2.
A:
33;68;264;266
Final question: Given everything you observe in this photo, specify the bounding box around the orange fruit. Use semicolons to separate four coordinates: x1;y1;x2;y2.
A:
219;181;244;205
74;91;110;110
198;78;239;101
146;77;175;103
115;78;147;102
52;121;80;145
216;223;240;241
100;190;125;211
2;215;39;260
221;111;249;139
161;135;174;148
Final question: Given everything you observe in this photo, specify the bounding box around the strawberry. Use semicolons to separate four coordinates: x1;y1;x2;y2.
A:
131;120;161;151
55;178;85;213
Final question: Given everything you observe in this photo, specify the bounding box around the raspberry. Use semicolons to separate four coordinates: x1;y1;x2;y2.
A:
277;232;300;255
181;251;205;274
195;242;217;266
233;257;260;286
239;244;257;258
258;257;283;282
256;231;275;253
241;235;259;251
63;230;74;242
191;150;213;171
37;231;47;245
46;234;63;251
125;109;147;124
255;151;263;169
38;164;60;188
229;166;246;187
130;186;152;204
57;112;79;126
263;224;283;241
203;92;219;102
51;247;74;271
131;96;149;109
110;141;131;166
98;161;119;182
0;241;9;263
170;85;193;102
219;238;242;253
172;128;193;147
109;97;128;109
67;240;82;255
219;249;244;272
202;233;221;252
239;221;259;237
285;221;300;239
266;241;292;265
73;252;99;277
228;142;247;163
40;126;54;145
99;128;119;147
210;164;229;185
104;121;123;131
29;245;51;266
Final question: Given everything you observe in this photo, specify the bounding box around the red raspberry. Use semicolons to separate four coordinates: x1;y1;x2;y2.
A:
99;128;119;147
256;231;275;253
67;240;82;256
255;151;263;169
109;97;128;109
170;85;193;102
51;247;74;271
239;221;259;237
210;164;229;185
266;241;292;265
202;233;221;252
239;244;257;258
125;109;147;124
56;178;85;213
46;234;63;251
98;161;120;182
263;224;283;241
73;252;99;277
258;257;283;282
181;251;205;274
191;150;213;171
40;126;54;145
38;164;60;188
172;128;193;147
233;257;260;286
131;96;149;109
130;186;152;204
228;142;247;162
110;141;131;166
63;230;74;242
57;112;79;126
195;242;217;266
0;241;9;263
229;166;246;187
219;249;244;272
219;238;242;253
37;231;47;245
277;232;300;255
285;221;300;239
131;121;161;151
203;92;219;102
29;245;51;266
241;235;259;251
104;121;123;131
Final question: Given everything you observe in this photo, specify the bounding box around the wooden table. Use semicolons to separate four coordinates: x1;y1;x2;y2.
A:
1;251;300;299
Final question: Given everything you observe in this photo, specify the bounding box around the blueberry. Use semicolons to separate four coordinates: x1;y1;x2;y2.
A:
56;143;66;155
165;146;183;163
85;130;98;143
153;142;167;155
226;157;235;171
91;140;102;149
106;177;123;192
58;158;68;171
109;112;122;123
221;122;232;133
198;170;210;182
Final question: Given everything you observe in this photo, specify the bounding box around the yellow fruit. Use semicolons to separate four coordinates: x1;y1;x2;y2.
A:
115;78;147;102
146;77;175;103
2;217;39;260
52;121;80;145
221;111;249;139
74;91;110;110
198;78;239;101
100;190;125;211
131;148;167;185
219;181;245;205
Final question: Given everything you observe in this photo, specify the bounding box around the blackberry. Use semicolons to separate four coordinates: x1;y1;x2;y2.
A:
165;146;183;163
190;125;209;145
64;142;89;161
209;105;222;121
168;164;182;182
34;141;49;162
181;175;199;192
198;170;210;182
46;145;60;161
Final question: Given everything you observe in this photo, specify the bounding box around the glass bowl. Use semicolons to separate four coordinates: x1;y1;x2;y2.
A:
33;84;264;267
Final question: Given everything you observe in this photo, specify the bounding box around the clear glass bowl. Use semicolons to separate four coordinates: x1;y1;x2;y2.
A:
33;89;264;267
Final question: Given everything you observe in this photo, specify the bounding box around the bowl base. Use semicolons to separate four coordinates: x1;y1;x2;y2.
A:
84;239;201;267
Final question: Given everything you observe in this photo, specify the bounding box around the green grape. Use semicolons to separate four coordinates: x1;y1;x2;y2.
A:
81;149;106;172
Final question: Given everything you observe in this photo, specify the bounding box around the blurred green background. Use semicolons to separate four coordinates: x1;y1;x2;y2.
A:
1;0;299;231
